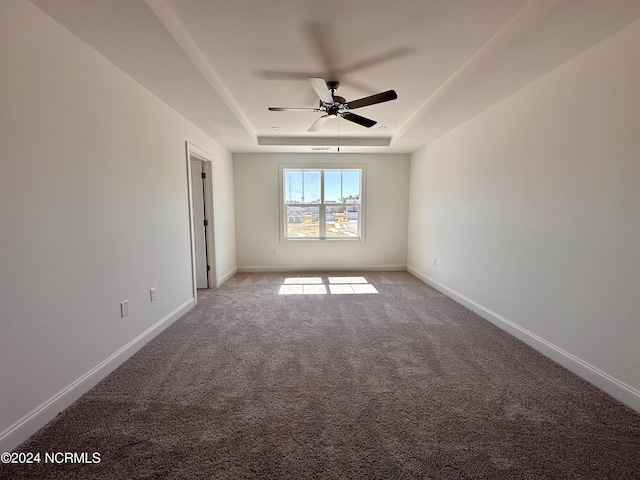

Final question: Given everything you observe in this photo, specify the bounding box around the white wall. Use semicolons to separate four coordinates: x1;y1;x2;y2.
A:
209;150;238;286
0;0;236;450
234;153;409;271
407;18;640;410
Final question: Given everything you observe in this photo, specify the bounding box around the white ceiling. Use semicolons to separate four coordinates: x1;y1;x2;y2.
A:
31;0;640;153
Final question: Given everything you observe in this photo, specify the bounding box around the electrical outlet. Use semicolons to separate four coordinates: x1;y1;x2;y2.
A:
120;300;129;317
150;287;157;302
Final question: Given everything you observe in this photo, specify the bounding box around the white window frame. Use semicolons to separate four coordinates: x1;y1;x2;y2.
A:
279;164;366;243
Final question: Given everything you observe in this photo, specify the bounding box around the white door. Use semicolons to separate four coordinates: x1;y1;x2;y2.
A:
190;159;209;288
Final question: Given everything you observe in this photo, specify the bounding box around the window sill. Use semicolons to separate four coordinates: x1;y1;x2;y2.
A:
282;237;364;244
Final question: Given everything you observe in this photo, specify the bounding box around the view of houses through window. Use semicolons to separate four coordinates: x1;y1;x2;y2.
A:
283;168;362;240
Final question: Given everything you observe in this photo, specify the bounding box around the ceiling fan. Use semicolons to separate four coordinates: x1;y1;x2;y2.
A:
268;77;397;132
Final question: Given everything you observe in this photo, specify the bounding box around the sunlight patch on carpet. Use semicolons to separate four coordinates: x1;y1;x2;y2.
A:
279;276;378;295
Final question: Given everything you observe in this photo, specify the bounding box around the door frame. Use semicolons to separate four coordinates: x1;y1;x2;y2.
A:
185;142;216;304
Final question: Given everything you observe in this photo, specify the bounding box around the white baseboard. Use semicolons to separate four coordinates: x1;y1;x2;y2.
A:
217;266;238;287
0;298;195;453
237;264;406;273
406;265;640;414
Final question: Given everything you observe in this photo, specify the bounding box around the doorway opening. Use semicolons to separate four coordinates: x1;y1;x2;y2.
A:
186;142;216;304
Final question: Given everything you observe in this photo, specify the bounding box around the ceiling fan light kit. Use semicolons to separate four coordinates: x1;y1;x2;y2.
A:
269;77;397;132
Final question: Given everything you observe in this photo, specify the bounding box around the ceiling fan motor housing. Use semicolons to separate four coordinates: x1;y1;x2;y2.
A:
322;80;345;117
321;95;347;117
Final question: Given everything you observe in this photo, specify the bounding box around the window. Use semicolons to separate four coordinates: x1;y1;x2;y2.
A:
281;166;364;240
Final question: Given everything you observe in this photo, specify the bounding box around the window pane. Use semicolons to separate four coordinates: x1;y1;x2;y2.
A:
324;170;360;203
324;171;342;203
286;206;319;238
326;205;359;238
284;170;302;203
304;171;321;204
341;170;360;203
284;170;320;204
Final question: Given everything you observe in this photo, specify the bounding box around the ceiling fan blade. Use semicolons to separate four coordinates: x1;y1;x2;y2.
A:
346;90;397;110
269;107;321;112
346;47;411;74
308;77;334;104
308;115;330;132
341;112;377;128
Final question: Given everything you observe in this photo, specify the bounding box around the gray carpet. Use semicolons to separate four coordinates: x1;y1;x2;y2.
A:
3;271;640;479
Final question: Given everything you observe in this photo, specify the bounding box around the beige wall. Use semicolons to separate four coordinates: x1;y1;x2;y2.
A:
234;153;410;271
407;18;640;410
0;0;236;450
